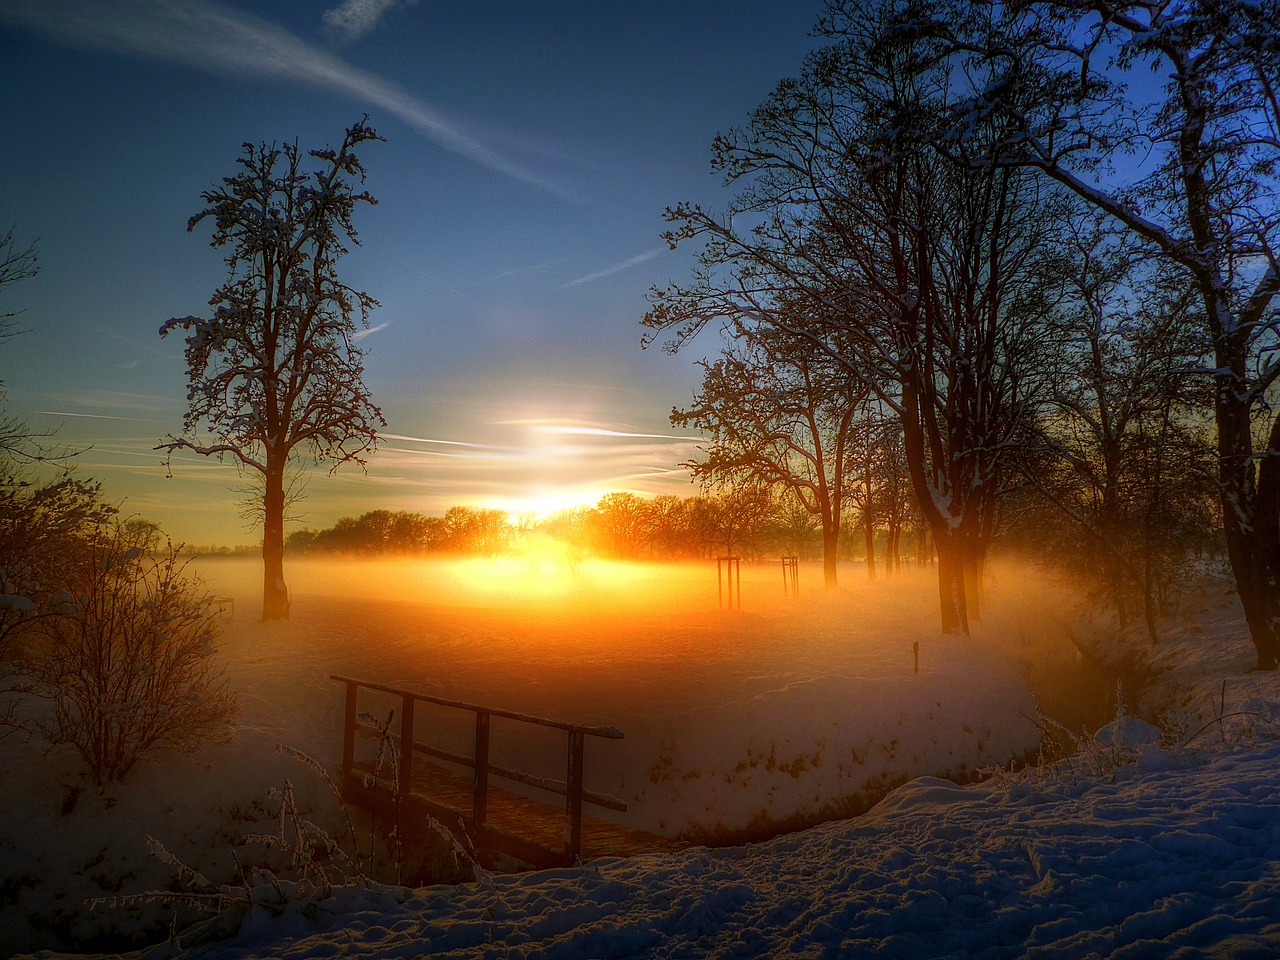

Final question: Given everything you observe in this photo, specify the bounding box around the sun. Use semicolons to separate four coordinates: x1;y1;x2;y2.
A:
495;489;605;522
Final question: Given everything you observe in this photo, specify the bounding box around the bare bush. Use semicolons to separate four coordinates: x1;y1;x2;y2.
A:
22;525;238;784
0;473;116;659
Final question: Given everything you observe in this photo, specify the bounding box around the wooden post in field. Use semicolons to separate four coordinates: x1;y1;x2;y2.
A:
399;694;415;798
781;556;799;598
717;556;742;610
341;680;358;786
566;730;585;859
474;710;491;830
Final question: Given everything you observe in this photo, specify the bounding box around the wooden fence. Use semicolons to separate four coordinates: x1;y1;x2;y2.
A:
331;674;630;863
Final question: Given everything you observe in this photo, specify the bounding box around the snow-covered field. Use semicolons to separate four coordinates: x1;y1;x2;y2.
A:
4;556;1278;957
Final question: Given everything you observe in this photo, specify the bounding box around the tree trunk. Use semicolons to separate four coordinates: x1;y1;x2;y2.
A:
1215;365;1280;669
1247;407;1280;668
961;541;982;623
262;451;290;621
822;523;840;589
863;515;876;581
934;531;968;634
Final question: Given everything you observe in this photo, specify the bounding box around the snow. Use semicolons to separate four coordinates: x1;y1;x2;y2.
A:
170;740;1280;960
4;558;1279;958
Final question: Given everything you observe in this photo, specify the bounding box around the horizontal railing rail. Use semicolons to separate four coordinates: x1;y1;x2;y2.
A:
332;674;626;860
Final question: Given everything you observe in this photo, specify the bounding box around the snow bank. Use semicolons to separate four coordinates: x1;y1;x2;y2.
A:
161;739;1280;959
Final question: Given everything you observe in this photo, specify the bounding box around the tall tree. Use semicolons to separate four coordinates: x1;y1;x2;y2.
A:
1032;217;1213;642
937;0;1280;668
645;1;1064;632
160;120;386;620
673;322;866;587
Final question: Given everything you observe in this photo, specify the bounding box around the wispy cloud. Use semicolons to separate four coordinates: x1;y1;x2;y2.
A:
0;0;570;195
380;432;519;451
322;0;413;41
34;410;163;423
560;248;665;289
495;418;696;442
351;320;392;342
532;424;693;442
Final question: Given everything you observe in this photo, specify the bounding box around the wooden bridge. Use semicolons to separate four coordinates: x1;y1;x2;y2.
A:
332;675;682;869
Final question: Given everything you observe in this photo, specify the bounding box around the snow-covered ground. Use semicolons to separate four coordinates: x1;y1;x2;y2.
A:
5;557;1279;958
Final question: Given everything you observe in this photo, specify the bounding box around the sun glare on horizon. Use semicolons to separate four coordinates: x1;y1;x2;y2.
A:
495;488;611;521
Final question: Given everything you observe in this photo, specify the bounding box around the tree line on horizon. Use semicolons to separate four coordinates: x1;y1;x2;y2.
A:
276;488;934;567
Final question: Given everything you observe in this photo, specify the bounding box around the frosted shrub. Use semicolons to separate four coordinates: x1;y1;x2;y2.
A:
26;526;238;784
0;473;116;659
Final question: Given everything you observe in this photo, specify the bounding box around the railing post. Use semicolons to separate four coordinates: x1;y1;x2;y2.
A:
341;680;358;786
565;730;585;859
474;709;490;830
398;694;415;798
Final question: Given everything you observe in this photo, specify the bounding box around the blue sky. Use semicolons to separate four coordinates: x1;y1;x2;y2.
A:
0;0;824;544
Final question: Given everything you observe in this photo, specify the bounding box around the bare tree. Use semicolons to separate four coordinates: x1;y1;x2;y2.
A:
673;322;866;587
22;526;237;784
935;0;1280;667
1029;217;1213;642
645;2;1064;632
0;226;38;334
592;492;654;559
689;485;776;558
159;120;386;620
0;226;63;465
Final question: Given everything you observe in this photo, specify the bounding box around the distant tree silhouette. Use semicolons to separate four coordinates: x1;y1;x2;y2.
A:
647;494;693;558
692;486;774;558
674;322;867;588
159;120;386;621
592;492;653;558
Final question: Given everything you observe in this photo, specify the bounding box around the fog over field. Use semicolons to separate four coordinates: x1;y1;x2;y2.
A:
192;555;1083;840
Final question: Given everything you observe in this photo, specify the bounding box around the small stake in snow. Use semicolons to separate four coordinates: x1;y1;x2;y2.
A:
781;556;799;598
913;641;919;675
717;556;742;610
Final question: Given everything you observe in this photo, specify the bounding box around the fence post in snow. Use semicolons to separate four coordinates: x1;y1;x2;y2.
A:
566;730;585;859
398;694;416;798
341;680;358;788
474;710;491;830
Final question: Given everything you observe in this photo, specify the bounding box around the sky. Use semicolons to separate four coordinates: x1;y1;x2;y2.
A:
0;0;826;545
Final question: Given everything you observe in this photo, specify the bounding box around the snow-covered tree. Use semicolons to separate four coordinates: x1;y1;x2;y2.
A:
644;2;1064;632
1029;218;1214;642
159;120;386;621
932;0;1280;668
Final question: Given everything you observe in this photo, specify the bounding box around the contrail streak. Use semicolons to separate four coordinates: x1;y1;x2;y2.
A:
0;0;574;196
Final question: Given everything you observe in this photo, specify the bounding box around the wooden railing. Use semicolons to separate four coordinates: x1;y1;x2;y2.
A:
331;675;625;860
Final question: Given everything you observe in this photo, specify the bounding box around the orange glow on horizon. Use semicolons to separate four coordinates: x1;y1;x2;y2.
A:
488;489;610;522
